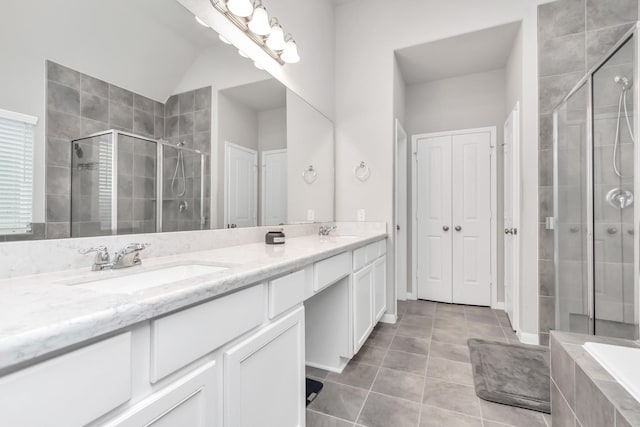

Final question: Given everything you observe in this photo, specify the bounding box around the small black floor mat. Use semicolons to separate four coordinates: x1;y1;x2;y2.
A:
306;378;323;406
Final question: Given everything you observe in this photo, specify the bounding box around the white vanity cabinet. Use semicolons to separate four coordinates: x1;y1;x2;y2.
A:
352;240;387;352
223;306;305;427
101;360;218;427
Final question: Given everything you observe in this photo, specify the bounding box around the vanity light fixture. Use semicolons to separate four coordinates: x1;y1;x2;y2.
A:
265;20;286;51
211;0;299;65
195;15;210;27
238;49;249;58
254;61;264;70
281;35;300;64
226;0;254;17
247;2;270;36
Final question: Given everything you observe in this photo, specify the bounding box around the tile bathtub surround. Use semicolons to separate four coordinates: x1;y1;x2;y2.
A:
550;331;640;426
536;0;639;343
306;301;551;427
44;61;212;239
0;223;387;371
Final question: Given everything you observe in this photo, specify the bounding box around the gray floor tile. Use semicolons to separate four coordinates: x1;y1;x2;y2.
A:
400;314;434;327
467;323;507;341
433;317;468;332
307;366;330;380
371;367;425;402
419;405;483;427
365;331;394;349
352;345;387;366
422;377;481;417
326;361;379;390
309;381;368;422
432;327;470;345
382;350;428;375
435;303;465;313
429;340;471;363
397;323;432;339
465;312;500;326
427;357;474;386
306;410;354;427
373;322;398;335
357;392;421;427
479;400;547;427
406;301;436;316
391;335;430;355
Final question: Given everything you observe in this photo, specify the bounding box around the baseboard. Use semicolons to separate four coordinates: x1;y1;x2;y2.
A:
407;291;417;301
492;302;505;310
305;359;348;374
517;331;539;345
380;313;397;324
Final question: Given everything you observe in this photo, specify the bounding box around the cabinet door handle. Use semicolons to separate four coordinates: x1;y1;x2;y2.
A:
443;226;449;231
455;225;462;232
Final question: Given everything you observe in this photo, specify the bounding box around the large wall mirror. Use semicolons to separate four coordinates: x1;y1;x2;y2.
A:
0;0;334;241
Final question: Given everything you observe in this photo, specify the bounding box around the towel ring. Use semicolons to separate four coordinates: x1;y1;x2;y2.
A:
354;161;371;182
303;165;317;184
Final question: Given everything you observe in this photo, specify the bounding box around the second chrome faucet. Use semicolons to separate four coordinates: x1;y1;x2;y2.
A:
79;243;150;271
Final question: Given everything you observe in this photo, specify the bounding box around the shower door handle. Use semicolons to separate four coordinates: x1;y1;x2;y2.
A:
442;226;449;231
455;226;462;232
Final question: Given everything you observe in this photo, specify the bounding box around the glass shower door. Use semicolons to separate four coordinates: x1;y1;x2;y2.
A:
554;83;591;334
592;36;638;340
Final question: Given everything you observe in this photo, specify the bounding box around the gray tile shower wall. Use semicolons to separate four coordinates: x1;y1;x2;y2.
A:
537;1;639;344
44;61;212;239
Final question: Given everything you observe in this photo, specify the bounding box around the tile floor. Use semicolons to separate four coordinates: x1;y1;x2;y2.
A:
306;300;553;427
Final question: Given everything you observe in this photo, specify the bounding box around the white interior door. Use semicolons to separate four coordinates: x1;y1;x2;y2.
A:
504;103;520;330
451;132;492;306
395;120;408;301
225;142;257;228
261;149;287;226
416;135;453;303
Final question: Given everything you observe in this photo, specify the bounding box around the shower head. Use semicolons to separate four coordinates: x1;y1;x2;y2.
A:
73;143;83;158
614;75;632;90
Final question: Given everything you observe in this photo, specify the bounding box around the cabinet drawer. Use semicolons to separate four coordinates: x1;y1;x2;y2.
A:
0;333;132;427
314;252;351;292
353;246;367;271
366;241;386;263
269;270;305;319
151;284;265;382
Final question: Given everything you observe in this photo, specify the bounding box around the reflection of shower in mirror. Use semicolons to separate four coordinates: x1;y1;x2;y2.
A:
606;187;633;209
170;140;188;213
612;75;635;178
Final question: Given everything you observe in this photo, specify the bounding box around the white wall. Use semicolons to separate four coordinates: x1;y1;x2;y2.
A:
0;0;202;222
404;68;507;302
258;108;287;152
335;0;541;333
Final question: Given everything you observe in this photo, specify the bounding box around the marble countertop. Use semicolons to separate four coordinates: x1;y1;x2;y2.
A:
0;232;386;372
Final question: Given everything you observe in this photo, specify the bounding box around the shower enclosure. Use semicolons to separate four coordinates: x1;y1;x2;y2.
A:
553;24;639;340
70;130;208;237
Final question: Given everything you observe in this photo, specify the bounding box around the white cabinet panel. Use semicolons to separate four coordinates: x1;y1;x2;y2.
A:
353;266;374;352
269;270;305;319
0;333;131;427
151;285;265;382
223;307;305;427
103;360;218;427
314;252;351;292
373;256;387;322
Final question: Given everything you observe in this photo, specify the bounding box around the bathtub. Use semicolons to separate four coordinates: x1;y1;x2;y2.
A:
583;342;640;403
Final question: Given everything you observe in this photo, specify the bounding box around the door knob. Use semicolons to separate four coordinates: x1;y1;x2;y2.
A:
511;228;517;235
443;226;449;231
505;228;512;235
455;226;462;231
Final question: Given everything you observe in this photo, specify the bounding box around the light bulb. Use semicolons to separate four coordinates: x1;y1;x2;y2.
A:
238;49;249;58
195;16;209;28
218;34;232;44
226;0;253;17
266;23;286;51
281;39;300;64
248;5;270;36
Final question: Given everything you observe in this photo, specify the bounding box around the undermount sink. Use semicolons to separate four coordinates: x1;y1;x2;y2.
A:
71;264;229;294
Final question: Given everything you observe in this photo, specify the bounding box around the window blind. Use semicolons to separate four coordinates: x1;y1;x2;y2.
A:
0;109;36;235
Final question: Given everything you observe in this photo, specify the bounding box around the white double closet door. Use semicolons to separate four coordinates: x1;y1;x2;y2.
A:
416;130;492;306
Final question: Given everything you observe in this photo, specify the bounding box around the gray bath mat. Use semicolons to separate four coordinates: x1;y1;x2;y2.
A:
468;339;551;413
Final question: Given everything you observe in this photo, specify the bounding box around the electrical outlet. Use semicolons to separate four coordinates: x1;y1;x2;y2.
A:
307;209;315;221
357;209;365;222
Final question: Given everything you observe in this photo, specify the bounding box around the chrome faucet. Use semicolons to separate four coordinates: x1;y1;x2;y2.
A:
112;243;150;269
318;225;337;236
78;246;112;271
79;243;150;271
